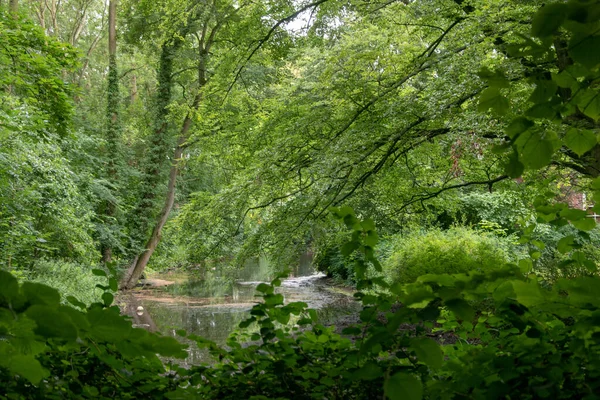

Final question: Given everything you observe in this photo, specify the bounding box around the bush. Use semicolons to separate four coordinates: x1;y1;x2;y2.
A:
29;259;104;305
384;227;517;284
531;223;600;281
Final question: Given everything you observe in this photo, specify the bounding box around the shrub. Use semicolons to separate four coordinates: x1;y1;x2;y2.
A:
531;223;600;281
29;259;104;305
384;227;517;284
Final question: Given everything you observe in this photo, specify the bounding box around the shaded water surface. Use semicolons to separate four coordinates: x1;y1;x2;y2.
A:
121;260;357;365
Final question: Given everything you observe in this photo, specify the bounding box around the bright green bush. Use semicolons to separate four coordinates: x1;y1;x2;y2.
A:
384;227;517;284
29;259;105;305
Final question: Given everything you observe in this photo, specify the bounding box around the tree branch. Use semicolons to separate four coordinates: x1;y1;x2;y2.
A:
224;0;331;100
397;175;510;213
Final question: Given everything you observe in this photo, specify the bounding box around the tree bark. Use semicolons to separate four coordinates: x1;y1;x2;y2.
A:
9;0;17;16
130;73;138;103
108;0;116;56
102;0;119;263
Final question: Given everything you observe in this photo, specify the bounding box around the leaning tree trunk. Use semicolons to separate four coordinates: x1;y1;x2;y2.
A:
120;106;199;289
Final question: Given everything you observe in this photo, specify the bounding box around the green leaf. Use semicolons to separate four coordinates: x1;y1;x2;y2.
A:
371;258;383;272
517;132;554;169
25;305;78;340
525;102;557;119
531;240;545;250
529;79;558;103
478;88;509;115
352;362;382;381
557;235;576;254
275;311;290;325
505;152;524;178
411;337;443;369
518;259;533;273
402;288;435;309
531;3;567;37
506;117;534;139
86;307;134;342
150;336;188;358
66;296;86;310
361;218;375;232
341;240;360;256
577;90;600;121
102;292;114;307
570;35;600;70
256;283;273;294
59;306;90;331
264;293;284;306
572;251;590;265
21;282;60;306
0;270;19;303
108;278;118;292
91;269;107;277
512;281;544;307
478;68;510;88
445;298;474;321
384;373;423;400
552;71;578;89
572;217;596;231
239;317;256;328
6;355;48;385
564;128;597;156
364;231;379;247
491;142;512;154
560;208;588;221
335;206;354;218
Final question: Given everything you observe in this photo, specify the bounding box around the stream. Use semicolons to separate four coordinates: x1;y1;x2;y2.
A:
120;257;359;365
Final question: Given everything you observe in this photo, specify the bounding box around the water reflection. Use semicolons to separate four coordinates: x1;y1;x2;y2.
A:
121;276;357;364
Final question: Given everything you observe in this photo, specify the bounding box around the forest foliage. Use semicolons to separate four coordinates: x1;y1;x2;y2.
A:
1;0;600;398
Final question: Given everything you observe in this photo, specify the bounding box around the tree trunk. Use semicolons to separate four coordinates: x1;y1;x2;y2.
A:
120;94;201;289
102;0;119;263
9;0;17;16
130;74;138;103
126;40;182;253
108;0;117;57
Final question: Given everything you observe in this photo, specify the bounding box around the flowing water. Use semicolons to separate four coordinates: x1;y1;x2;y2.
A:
120;255;358;365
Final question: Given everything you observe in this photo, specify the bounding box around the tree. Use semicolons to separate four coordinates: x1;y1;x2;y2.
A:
0;10;97;268
119;0;332;289
100;0;120;263
170;0;541;266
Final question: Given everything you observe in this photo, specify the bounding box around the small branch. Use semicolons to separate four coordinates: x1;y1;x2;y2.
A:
397;175;509;213
224;0;330;100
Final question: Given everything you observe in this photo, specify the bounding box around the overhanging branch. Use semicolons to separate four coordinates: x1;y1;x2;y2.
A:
397;175;509;213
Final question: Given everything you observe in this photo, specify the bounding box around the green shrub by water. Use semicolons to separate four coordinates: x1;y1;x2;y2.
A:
384;227;517;284
29;259;104;305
